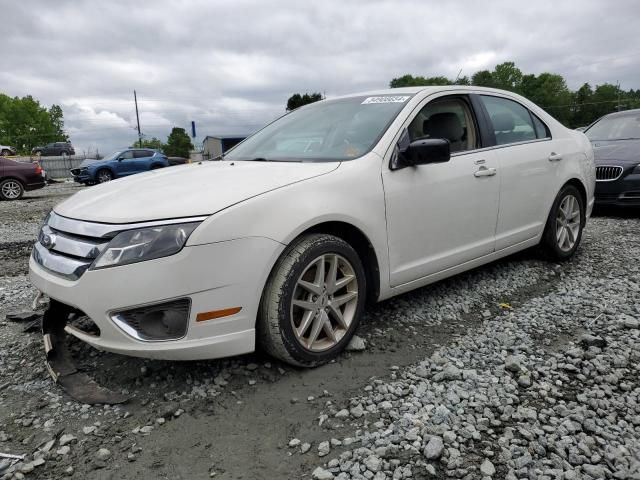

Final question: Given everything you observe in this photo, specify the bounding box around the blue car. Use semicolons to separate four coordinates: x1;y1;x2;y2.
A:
70;149;170;185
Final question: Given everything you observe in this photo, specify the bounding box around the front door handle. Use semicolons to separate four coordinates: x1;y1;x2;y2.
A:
474;166;497;177
548;152;563;162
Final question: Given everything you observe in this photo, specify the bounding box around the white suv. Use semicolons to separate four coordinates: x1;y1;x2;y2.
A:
30;86;595;367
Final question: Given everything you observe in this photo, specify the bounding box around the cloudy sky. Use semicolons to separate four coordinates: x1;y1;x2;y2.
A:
2;0;639;155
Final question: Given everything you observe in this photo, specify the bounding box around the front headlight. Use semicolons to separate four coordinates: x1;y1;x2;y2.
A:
92;222;200;269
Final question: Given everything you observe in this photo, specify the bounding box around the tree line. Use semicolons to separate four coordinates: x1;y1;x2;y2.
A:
0;94;67;154
132;127;194;158
390;62;640;128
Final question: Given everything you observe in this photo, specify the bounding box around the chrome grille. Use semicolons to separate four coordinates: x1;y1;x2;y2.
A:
33;213;116;280
596;165;623;182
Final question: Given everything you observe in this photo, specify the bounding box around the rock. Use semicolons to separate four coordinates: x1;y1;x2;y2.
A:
312;467;334;480
246;363;259;371
364;455;382;472
505;355;523;373
480;459;496;476
58;434;77;446
579;334;607;349
582;464;606;478
56;446;70;455
517;374;532;387
335;409;349;419
434;364;462;382
301;443;311;454
83;426;97;435
318;441;330;457
350;404;365;418
619;314;639;329
423;436;444;460
346;335;366;352
95;448;111;461
140;425;154;434
289;438;301;447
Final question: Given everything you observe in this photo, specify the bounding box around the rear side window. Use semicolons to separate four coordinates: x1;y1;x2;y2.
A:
481;95;538;145
133;150;153;158
531;113;551;139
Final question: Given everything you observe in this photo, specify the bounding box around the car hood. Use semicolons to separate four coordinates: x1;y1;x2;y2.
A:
54;160;339;223
77;159;100;168
592;140;640;166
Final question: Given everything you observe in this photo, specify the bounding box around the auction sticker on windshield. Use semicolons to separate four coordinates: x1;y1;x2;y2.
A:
362;96;411;104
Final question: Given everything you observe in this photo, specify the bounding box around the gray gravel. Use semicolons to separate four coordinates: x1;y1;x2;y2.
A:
310;214;640;480
1;184;639;479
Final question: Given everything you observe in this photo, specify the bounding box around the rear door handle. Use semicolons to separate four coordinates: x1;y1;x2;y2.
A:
548;152;563;162
474;166;497;177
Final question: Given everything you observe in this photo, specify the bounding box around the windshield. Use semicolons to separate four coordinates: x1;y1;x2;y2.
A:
225;95;413;162
103;151;123;161
585;113;640;141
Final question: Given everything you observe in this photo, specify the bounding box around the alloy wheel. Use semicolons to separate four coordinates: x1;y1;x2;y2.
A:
556;194;581;252
1;180;22;199
290;253;359;352
98;171;112;183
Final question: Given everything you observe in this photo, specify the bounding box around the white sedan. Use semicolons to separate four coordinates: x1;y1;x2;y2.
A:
30;86;595;367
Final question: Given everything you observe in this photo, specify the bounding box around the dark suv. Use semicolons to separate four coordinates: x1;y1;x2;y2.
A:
32;142;75;156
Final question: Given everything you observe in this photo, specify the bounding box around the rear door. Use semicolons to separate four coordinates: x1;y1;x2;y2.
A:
478;94;558;250
382;93;501;286
132;150;154;173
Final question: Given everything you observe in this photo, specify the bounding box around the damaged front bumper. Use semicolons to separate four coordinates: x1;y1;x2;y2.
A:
42;299;129;404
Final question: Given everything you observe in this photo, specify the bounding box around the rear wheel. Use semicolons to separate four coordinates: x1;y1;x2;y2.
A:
0;179;24;200
96;169;113;183
258;234;366;367
540;184;585;260
0;149;10;156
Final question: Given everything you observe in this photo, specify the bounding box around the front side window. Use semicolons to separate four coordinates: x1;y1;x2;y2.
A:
225;95;413;162
119;151;134;160
481;95;538;145
408;97;478;153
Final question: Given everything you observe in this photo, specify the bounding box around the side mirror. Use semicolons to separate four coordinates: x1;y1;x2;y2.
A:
390;130;450;170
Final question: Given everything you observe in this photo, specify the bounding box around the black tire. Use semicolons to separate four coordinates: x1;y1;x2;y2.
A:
258;234;366;367
540;184;585;261
0;178;25;201
96;169;113;183
150;164;163;170
0;149;10;156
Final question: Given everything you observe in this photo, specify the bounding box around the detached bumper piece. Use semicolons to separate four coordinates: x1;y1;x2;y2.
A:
42;300;129;405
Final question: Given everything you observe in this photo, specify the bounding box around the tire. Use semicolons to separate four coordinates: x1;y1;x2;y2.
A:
150;164;163;170
540;184;585;261
60;150;69;157
0;149;10;156
96;169;113;183
0;178;25;201
258;234;366;367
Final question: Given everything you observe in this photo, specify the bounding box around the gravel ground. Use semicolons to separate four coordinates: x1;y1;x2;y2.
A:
0;183;639;479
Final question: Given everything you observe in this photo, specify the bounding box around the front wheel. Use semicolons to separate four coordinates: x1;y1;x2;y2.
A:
0;149;10;156
258;234;366;367
540;184;585;260
96;169;113;183
0;179;24;200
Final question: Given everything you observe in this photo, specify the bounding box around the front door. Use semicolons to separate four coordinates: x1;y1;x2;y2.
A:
382;94;500;287
115;150;135;176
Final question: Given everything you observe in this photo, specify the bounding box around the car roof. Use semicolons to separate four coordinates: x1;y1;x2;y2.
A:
330;85;524;100
603;108;640;118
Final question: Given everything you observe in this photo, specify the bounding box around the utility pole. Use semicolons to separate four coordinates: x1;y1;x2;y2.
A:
134;90;142;147
616;81;621;111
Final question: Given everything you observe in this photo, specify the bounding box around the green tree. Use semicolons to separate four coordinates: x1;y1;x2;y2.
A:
0;94;68;154
389;74;453;88
286;92;323;111
131;137;165;150
164;128;193;157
